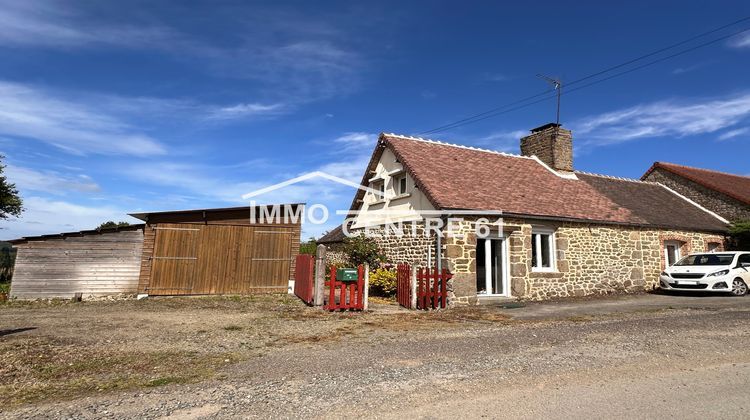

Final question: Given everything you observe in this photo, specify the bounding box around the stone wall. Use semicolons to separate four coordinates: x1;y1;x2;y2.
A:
644;168;750;222
441;217;727;303
329;222;436;267
322;243;349;266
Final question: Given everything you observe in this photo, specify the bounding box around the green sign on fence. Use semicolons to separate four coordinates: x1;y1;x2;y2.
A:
336;268;358;282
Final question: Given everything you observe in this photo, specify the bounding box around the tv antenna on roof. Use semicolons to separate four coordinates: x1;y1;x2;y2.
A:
537;74;562;125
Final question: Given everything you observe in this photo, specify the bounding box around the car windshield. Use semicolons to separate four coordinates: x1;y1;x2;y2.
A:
674;254;734;266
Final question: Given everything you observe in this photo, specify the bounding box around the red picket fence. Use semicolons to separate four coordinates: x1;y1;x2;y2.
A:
396;264;451;310
416;267;450;310
396;264;412;309
293;254;315;305
325;265;365;311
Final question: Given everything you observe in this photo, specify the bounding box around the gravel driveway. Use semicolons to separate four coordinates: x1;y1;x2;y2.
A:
2;293;749;419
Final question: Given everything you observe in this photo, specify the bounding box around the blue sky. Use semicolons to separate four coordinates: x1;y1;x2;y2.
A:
1;0;749;240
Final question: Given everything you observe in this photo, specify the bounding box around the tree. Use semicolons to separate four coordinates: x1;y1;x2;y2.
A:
728;220;750;250
299;237;318;255
0;157;22;220
97;221;131;230
342;234;385;268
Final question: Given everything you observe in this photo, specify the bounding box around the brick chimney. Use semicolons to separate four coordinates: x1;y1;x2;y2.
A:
520;123;573;173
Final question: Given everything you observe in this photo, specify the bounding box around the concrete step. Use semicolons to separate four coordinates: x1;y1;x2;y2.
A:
476;296;525;308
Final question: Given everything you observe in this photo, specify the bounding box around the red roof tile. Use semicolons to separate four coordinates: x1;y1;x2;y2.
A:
642;162;750;206
351;134;727;233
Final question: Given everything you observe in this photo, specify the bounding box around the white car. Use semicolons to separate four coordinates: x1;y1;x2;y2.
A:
660;251;750;296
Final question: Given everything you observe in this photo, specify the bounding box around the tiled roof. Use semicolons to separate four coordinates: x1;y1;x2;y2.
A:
318;224;345;244
642;162;750;206
351;133;727;233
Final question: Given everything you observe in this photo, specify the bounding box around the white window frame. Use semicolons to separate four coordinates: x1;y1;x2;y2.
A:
370;180;385;202
531;228;557;272
394;174;408;196
664;241;682;267
478;237;510;297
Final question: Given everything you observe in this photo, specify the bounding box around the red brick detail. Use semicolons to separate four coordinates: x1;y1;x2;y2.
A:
659;234;692;270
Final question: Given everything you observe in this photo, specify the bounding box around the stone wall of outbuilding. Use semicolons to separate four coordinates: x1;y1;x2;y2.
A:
644;168;750;222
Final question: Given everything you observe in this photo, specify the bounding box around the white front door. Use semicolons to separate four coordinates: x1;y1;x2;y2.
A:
476;238;509;296
664;241;682;267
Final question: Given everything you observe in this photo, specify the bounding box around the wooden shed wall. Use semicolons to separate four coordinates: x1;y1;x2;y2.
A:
10;230;144;299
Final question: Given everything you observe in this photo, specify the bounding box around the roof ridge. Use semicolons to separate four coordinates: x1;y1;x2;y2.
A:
576;170;656;185
383;132;533;160
657;161;750;179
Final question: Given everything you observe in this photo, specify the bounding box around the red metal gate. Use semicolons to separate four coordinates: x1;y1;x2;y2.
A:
325;265;365;311
293;254;315;305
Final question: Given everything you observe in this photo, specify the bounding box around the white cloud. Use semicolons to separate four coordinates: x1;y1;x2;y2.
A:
0;81;167;156
0;0;184;49
333;132;378;150
222;40;364;103
5;164;100;194
0;2;368;106
207;103;285;120
729;32;750;49
474;130;527;152
718;127;749;141
0;196;137;239
573;93;750;147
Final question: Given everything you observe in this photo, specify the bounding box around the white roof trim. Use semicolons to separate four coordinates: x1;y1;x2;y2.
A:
529;156;578;180
383;133;579;180
658;184;730;224
383;133;534;160
575;171;654;184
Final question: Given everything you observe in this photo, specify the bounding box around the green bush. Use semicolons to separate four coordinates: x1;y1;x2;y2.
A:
729;220;750;250
0;282;10;294
299;237;317;255
369;268;397;297
342;234;385;268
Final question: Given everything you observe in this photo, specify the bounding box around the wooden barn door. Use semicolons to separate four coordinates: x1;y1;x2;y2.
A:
148;224;293;295
249;229;293;293
149;224;199;295
192;225;255;295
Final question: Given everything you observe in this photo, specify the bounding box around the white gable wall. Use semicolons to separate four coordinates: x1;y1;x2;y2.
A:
351;148;435;228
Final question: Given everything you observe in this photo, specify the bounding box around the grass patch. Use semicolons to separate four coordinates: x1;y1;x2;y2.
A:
0;337;235;408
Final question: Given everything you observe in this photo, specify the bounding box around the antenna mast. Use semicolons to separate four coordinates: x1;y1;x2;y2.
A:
536;74;562;125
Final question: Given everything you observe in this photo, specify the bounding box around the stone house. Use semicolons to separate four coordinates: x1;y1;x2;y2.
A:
641;162;750;223
328;123;729;303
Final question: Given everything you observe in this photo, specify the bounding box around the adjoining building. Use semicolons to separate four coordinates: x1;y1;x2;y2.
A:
334;123;729;303
641;162;750;223
9;205;301;299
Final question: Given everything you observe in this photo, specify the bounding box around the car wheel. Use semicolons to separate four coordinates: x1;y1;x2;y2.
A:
731;278;748;296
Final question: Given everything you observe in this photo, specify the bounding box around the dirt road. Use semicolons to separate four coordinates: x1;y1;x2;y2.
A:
2;294;749;419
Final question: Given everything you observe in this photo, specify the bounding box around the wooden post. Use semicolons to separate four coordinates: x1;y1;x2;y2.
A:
410;265;417;310
363;263;370;311
314;244;326;307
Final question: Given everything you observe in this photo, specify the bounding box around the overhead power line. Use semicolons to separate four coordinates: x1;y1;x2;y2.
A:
419;16;750;135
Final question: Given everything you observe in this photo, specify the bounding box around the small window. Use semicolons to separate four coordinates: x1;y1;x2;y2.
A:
531;230;555;271
395;174;407;195
707;242;721;252
739;254;750;267
370;180;385;201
